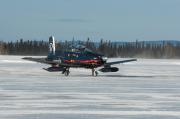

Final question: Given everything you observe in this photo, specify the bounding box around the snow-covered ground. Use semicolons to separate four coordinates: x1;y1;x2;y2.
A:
0;55;180;119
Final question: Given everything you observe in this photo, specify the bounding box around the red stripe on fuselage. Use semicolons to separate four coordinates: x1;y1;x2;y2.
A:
64;59;102;66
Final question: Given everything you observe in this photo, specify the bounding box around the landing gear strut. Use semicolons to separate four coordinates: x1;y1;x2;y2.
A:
92;68;98;76
62;68;70;76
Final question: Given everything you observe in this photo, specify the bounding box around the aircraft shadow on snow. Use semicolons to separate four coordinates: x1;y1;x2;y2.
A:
62;74;154;78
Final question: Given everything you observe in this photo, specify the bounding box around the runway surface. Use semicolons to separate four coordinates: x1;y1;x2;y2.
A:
0;55;180;119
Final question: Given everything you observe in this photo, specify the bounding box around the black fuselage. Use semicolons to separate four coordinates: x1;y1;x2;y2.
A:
47;50;106;69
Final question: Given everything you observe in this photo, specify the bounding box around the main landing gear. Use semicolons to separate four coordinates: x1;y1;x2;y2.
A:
62;68;70;76
62;68;98;77
92;68;98;76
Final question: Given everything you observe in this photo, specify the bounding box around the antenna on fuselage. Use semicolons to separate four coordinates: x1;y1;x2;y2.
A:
49;36;56;55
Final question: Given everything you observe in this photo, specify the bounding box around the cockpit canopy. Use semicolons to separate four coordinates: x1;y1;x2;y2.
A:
71;45;92;53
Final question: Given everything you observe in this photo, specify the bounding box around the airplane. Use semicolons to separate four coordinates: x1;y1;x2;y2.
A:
23;36;137;76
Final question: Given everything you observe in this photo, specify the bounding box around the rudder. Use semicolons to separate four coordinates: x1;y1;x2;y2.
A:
49;36;56;55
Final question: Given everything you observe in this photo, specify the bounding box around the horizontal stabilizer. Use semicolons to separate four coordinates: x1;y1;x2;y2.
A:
43;67;65;72
105;59;137;66
22;57;52;64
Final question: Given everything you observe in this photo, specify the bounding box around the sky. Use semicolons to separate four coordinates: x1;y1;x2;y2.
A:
0;0;180;42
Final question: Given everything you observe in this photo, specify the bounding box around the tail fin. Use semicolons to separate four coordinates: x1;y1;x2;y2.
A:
49;36;56;55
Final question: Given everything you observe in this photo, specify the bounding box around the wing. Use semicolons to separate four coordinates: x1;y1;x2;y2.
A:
105;59;137;66
22;57;79;67
22;57;54;64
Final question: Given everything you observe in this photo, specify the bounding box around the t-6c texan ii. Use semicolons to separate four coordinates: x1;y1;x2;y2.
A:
23;36;137;76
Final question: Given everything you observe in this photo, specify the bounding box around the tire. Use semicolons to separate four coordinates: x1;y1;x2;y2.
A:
95;71;98;76
65;70;70;76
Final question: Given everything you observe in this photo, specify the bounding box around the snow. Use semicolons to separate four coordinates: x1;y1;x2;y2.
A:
0;55;180;119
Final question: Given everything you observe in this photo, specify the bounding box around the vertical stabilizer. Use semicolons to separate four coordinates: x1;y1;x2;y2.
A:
49;36;56;55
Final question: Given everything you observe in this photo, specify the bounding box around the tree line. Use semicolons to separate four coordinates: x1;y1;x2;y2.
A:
0;38;180;58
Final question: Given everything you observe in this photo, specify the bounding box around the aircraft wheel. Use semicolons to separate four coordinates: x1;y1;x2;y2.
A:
92;68;98;76
64;70;70;76
95;71;98;76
